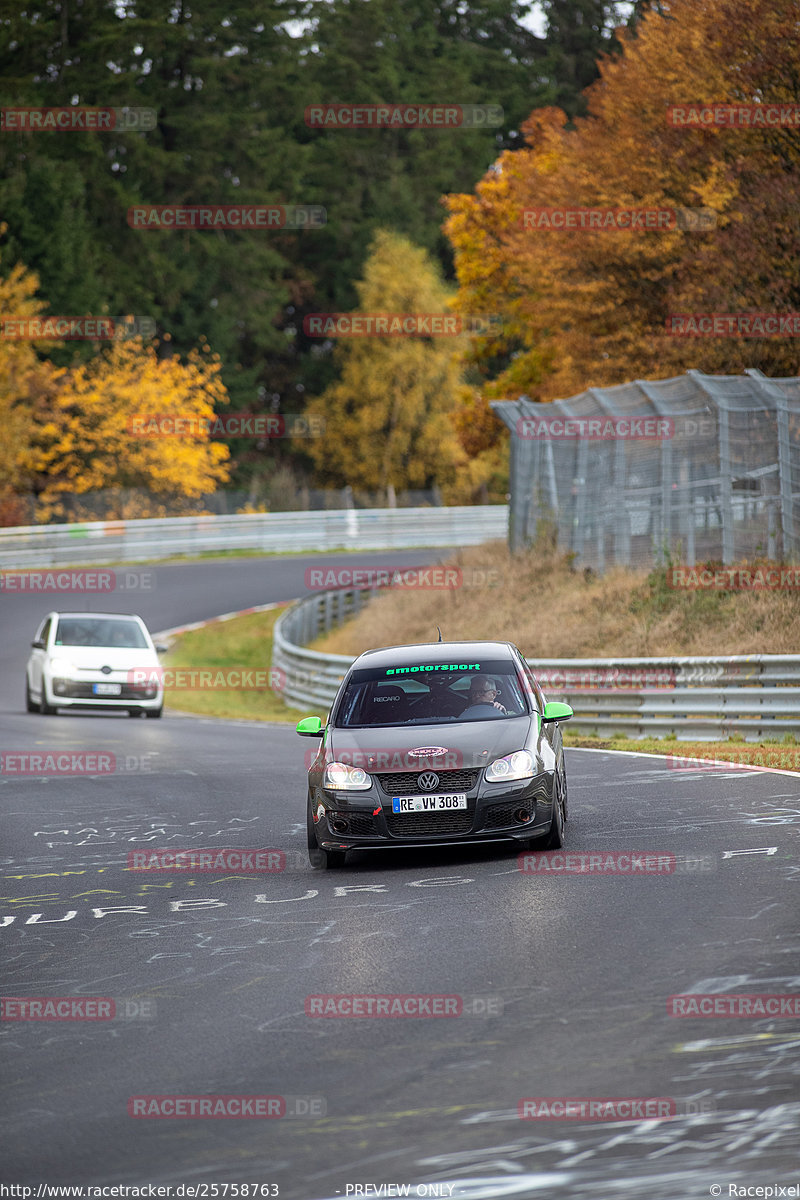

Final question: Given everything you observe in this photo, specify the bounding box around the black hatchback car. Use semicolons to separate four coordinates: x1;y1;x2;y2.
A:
296;640;573;868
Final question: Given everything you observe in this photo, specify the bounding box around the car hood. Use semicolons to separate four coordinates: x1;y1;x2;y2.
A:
47;646;158;671
327;716;538;772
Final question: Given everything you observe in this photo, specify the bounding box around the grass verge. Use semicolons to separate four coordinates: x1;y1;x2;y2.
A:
162;606;327;724
562;730;799;769
161;608;800;772
309;542;800;658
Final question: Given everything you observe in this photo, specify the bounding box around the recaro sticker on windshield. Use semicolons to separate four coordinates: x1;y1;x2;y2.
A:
386;663;480;675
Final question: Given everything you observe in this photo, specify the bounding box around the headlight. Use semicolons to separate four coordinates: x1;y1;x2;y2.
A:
50;658;77;678
485;750;535;783
323;761;371;791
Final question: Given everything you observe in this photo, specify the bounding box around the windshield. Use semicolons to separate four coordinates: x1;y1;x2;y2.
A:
54;618;149;649
335;658;531;728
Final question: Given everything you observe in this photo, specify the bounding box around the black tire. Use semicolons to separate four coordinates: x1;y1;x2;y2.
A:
307;803;346;869
145;706;163;719
25;678;37;713
39;682;56;716
526;765;566;851
542;765;566;850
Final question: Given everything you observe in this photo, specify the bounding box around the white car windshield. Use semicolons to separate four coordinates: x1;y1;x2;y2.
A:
54;618;149;649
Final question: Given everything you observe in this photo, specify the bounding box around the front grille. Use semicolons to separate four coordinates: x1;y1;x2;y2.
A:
377;769;479;795
385;810;474;837
484;800;535;829
53;682;154;700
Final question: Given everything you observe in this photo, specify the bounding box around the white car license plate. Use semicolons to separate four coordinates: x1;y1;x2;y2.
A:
392;793;467;813
93;683;122;696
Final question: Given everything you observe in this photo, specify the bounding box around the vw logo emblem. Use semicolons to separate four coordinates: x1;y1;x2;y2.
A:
417;772;439;791
101;665;112;675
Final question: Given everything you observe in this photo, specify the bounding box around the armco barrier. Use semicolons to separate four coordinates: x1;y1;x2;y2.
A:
0;506;508;567
272;588;800;741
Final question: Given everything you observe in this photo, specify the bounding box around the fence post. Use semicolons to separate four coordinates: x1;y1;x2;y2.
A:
572;438;590;564
613;440;630;565
777;401;796;560
660;435;673;559
717;404;734;564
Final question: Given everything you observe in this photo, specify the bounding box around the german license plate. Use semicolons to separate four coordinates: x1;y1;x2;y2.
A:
93;683;122;696
392;793;467;813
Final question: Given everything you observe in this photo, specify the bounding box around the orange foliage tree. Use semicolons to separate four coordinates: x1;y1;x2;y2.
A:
444;0;800;459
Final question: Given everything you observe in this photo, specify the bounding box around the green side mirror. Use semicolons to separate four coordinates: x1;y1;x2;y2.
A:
296;715;324;737
542;701;573;723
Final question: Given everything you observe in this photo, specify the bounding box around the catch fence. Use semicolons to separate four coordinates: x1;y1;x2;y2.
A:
491;369;800;568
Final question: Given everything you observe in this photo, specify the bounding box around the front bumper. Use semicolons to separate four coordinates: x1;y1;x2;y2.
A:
309;770;556;851
47;676;162;710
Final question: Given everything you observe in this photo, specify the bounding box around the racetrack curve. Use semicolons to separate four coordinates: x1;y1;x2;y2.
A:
1;551;798;1199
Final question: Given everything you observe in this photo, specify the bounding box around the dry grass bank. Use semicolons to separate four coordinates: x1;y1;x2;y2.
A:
311;542;800;658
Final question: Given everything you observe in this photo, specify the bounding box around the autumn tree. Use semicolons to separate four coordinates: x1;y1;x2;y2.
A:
0;243;62;524
25;340;231;521
444;0;800;440
303;231;473;500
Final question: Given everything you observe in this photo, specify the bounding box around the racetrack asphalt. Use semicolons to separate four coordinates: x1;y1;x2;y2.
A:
1;551;798;1198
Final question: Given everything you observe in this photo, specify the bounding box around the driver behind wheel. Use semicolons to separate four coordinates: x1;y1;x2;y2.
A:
461;675;508;715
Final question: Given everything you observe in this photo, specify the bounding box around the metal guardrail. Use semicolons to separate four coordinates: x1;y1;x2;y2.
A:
272;587;800;741
0;506;508;567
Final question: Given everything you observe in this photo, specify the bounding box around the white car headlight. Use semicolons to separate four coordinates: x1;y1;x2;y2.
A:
485;750;535;783
50;658;77;678
323;761;372;791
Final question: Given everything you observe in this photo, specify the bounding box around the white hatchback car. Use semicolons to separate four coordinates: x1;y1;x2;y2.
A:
26;611;165;717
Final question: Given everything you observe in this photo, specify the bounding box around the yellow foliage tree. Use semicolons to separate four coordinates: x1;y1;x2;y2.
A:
0;244;62;524
26;340;231;521
303;231;475;502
